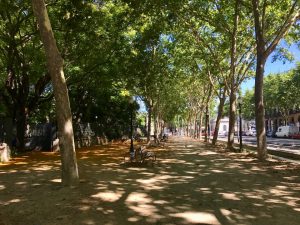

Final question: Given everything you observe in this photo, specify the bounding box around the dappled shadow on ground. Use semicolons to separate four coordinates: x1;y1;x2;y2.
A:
0;137;300;225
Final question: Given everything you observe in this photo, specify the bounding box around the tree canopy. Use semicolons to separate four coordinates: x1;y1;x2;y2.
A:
0;0;299;163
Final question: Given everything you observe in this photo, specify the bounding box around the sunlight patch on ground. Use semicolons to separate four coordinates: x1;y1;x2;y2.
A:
282;196;300;207
185;145;195;148
128;217;139;222
196;187;213;194
269;188;292;196
15;181;27;185
0;185;5;190
91;191;124;202
31;165;53;171
153;200;169;205
137;174;194;190
237;158;255;162
14;162;28;165
80;205;91;211
81;219;96;225
159;158;189;164
102;163;119;166
265;199;284;204
8;198;22;203
283;176;299;181
211;169;225;173
126;192;151;204
185;171;199;174
250;166;266;171
50;178;61;183
109;181;123;185
125;192;163;220
245;192;264;200
198;152;218;156
170;211;221;225
220;208;232;216
220;193;241;200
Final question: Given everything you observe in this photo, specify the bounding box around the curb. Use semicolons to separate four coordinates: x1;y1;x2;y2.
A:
217;139;300;161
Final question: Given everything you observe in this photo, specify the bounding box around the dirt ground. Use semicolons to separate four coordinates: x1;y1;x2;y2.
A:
0;136;300;225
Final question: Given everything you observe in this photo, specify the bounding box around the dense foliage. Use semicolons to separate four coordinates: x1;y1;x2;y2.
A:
0;0;299;159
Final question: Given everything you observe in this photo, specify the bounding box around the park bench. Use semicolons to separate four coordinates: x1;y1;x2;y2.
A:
124;146;156;164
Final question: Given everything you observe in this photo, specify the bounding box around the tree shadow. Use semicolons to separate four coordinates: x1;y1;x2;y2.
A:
0;137;300;225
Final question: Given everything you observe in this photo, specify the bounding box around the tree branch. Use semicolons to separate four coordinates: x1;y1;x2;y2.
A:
265;2;300;57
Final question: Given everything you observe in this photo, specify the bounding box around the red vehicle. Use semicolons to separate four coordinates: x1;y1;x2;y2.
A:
291;133;300;139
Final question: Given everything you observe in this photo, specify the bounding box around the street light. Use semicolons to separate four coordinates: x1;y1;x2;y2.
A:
238;97;243;151
205;107;210;143
128;97;135;160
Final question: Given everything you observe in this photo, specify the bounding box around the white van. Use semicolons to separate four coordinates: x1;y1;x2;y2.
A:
275;126;299;138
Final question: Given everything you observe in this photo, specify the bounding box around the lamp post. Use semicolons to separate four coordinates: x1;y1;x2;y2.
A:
205;106;210;142
238;97;243;151
129;97;135;160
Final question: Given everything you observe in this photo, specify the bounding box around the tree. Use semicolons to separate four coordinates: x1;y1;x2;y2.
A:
0;0;53;150
31;0;79;186
179;0;256;148
251;0;299;160
241;89;255;120
264;70;300;128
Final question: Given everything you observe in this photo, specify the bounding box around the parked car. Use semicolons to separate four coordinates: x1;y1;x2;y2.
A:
246;129;256;136
291;133;300;139
218;131;228;137
275;125;299;138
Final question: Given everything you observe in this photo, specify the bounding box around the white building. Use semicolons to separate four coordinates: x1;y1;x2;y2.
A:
211;117;251;135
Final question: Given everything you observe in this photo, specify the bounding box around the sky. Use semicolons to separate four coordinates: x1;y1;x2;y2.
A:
241;43;300;93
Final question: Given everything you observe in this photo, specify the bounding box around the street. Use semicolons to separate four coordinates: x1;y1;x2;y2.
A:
217;135;300;156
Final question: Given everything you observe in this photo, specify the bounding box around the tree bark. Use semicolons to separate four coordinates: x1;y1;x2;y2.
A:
251;0;299;160
153;113;159;143
199;112;203;140
32;0;79;186
15;104;27;151
204;105;209;142
193;113;197;138
227;0;239;150
227;90;237;149
212;92;226;145
147;102;152;143
255;54;267;160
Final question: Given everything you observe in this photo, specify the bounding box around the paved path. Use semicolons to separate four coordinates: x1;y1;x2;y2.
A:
0;137;300;225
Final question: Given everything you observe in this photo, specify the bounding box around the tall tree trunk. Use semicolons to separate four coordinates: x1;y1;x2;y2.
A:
212;92;226;145
227;0;239;150
227;91;236;149
147;103;152;143
204;84;213;142
204;105;209;143
186;118;190;137
193;113;197;138
199;113;203;140
153;113;159;143
251;0;299;160
15;104;27;151
32;0;79;186
255;54;267;159
227;90;237;149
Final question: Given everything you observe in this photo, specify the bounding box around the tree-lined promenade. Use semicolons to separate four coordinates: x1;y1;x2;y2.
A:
0;1;299;186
